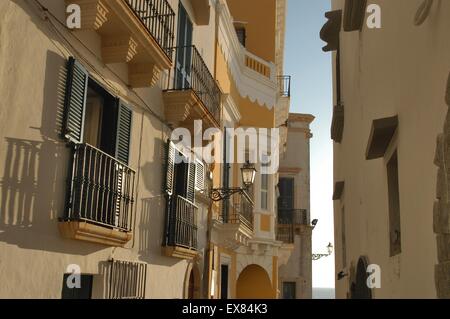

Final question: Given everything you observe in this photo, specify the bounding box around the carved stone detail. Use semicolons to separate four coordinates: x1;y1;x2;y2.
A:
129;62;161;88
102;35;138;64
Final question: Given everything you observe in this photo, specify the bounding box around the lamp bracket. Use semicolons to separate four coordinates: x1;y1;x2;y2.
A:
210;187;254;205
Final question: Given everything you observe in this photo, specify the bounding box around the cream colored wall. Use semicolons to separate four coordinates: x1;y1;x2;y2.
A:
0;0;213;298
277;116;313;299
332;0;450;298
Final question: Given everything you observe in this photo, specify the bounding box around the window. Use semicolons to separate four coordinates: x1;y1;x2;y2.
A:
165;141;199;250
220;265;229;299
261;172;269;210
62;57;135;233
278;178;294;222
61;274;93;299
235;27;246;47
108;260;147;299
63;57;133;164
261;155;270;210
387;151;401;256
175;3;193;90
173;150;196;203
282;282;296;299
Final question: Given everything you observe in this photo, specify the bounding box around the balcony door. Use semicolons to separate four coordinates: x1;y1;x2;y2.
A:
175;4;193;90
278;178;294;222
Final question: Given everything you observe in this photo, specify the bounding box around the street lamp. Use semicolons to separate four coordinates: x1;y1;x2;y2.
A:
241;161;257;187
312;242;334;261
210;161;257;202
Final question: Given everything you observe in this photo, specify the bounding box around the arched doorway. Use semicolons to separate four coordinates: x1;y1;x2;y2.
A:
236;265;273;299
184;264;201;299
350;257;372;299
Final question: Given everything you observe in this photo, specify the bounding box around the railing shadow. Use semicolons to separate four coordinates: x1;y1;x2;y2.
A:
0;50;100;255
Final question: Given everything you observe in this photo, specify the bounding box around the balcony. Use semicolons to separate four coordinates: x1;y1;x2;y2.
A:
213;191;254;249
163;46;221;130
276;209;309;244
163;195;199;260
278;75;291;98
59;143;136;247
67;0;175;87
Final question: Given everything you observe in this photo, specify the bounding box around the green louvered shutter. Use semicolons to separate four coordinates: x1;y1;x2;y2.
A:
63;57;89;143
165;141;176;195
186;161;196;203
115;102;132;165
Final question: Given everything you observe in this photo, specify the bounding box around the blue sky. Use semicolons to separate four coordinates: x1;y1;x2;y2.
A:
285;0;335;289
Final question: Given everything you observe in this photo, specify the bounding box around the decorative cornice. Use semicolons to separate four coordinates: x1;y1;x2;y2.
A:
289;113;315;124
217;0;277;109
223;94;242;124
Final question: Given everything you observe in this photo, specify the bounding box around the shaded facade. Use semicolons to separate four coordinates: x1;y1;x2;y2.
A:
323;0;450;298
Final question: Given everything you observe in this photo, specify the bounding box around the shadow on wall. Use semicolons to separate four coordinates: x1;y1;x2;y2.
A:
0;51;100;255
138;136;180;267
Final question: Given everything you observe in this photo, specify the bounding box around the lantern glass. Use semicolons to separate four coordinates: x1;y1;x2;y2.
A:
327;243;334;255
241;162;256;187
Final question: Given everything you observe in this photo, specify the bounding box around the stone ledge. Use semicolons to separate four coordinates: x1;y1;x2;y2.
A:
162;246;199;260
58;221;132;247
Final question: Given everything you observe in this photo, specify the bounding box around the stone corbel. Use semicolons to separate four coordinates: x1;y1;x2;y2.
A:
191;0;211;26
162;91;199;127
66;0;109;30
102;35;138;64
128;62;162;88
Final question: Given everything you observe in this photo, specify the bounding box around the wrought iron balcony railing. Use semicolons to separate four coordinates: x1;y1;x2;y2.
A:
277;209;308;243
166;45;221;125
219;190;254;231
278;75;291;98
126;0;175;60
166;195;198;250
64;143;136;232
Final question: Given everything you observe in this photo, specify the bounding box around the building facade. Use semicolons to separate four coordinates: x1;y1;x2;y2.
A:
322;0;450;298
0;0;307;299
277;113;314;299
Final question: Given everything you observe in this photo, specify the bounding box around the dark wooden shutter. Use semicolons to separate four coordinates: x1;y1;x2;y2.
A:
63;57;89;143
187;161;196;203
165;141;176;195
115;101;132;165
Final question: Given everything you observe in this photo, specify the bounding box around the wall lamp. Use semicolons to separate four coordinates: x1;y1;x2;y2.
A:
312;242;334;261
210;161;257;202
337;271;349;281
